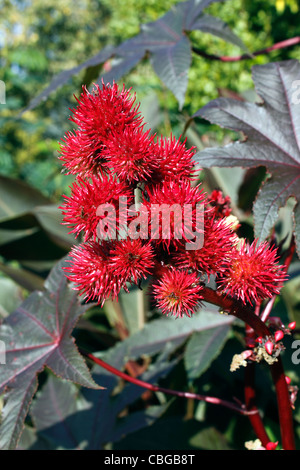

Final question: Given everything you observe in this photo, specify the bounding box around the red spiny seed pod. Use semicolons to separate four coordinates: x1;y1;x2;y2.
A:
103;125;159;184
149;134;197;184
59;129;110;178
172;214;237;277
142;179;207;251
63;241;124;305
59;81;290;326
60;175;133;241
152;268;203;318
61;82;145;180
108;239;155;285
70;82;143;142
217;239;288;305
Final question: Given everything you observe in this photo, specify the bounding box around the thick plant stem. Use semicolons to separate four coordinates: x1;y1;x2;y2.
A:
201;287;269;337
244;323;271;447
244;362;271;447
270;359;296;450
201;287;296;450
261;237;296;323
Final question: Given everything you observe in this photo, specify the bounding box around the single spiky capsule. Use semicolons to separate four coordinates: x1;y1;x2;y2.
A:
265;441;278;450
288;321;296;330
217;239;288;305
264;340;274;355
274;330;284;342
152;267;204;318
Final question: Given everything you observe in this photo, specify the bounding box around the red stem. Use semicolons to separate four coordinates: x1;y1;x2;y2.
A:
201;287;296;450
81;349;255;416
244;361;271;447
201;287;269;337
244;323;271;447
192;36;300;62
270;360;296;450
261;237;296;323
267;238;296;449
283;236;296;270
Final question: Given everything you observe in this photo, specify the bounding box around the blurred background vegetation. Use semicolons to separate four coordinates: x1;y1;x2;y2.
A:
1;0;300;198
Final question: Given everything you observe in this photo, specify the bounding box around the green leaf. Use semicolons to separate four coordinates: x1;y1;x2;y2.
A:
0;183;73;264
0;175;73;256
9;48;48;72
111;405;169;444
0;277;23;318
0;227;38;246
194;59;300;256
0;175;50;224
0;260;45;292
101;303;234;367
114;416;232;450
0;259;101;450
184;323;231;381
21;45;114;114
82;356;173;450
33;205;75;250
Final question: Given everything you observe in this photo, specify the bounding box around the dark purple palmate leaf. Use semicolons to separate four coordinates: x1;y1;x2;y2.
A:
23;356;174;449
20;45;114;114
22;0;247;113
0;259;101;450
101;0;247;109
194;59;300;257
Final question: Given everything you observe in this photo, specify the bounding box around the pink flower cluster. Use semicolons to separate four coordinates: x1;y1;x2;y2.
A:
60;82;287;317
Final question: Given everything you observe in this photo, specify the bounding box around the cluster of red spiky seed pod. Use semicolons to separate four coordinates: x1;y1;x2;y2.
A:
255;320;296;357
60;82;288;318
239;320;297;371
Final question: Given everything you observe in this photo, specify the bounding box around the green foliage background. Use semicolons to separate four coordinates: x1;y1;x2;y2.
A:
1;0;300;198
1;0;300;451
